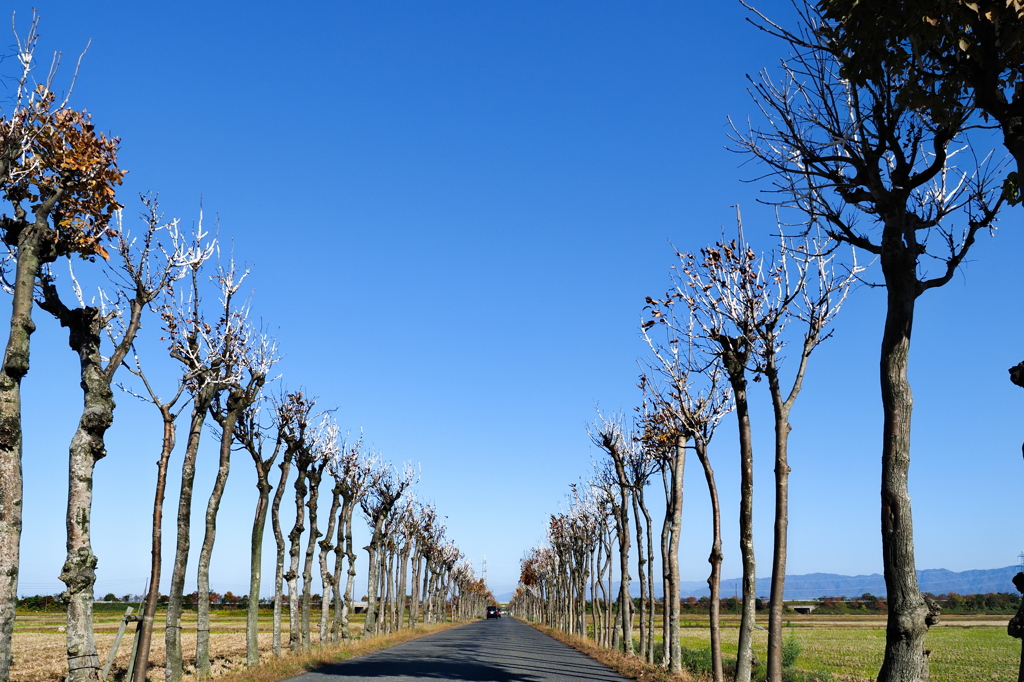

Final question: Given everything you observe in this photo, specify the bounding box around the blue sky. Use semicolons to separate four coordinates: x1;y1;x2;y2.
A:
8;1;1023;601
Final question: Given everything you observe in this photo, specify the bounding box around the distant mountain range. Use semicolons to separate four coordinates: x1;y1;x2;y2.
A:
495;565;1023;603
680;565;1021;601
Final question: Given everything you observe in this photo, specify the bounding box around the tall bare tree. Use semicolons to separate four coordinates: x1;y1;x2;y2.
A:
196;268;278;678
590;415;635;656
623;438;657;662
0;18;124;680
316;425;344;644
122;215;214;682
407;502;438;630
269;391;307;655
37;201;191;682
232;390;282;665
641;298;732;677
648;227;855;679
298;417;333;648
333;438;377;640
361;461;417;637
737;6;1005;678
276;391;317;651
164;224;233;682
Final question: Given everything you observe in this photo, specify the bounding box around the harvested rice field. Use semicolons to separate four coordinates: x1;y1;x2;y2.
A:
12;609;366;682
15;611;1021;682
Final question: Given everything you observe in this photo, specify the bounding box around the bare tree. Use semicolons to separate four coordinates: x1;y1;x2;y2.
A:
298;418;333;648
196;269;278;677
164;224;234;682
407;502;439;629
684;235;762;682
232;390;282;665
0;18;124;680
660;229;856;680
623;439;657;662
361;461;417;637
276;391;317;651
36;201;183;682
316;424;344;644
269;391;307;655
590;415;635;656
333;438;378;640
737;5;1005;678
640;300;732;677
122;209;214;682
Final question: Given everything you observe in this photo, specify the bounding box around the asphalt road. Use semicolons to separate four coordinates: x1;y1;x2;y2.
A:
282;617;631;681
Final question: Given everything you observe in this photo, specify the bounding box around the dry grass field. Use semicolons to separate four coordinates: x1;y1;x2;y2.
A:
16;610;1021;682
12;608;369;682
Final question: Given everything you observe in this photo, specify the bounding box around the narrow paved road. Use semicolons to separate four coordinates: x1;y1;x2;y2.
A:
283;617;631;681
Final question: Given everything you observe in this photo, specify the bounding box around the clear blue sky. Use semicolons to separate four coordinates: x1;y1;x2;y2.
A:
9;1;1023;601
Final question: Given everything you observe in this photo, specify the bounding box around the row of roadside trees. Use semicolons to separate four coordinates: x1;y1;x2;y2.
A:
512;2;1024;682
0;14;491;682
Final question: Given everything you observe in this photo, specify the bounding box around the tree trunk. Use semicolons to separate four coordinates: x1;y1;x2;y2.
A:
165;400;212;682
340;503;357;639
362;517;386;637
383;548;395;633
330;510;345;642
660;464;672;665
604;533;612;648
37;267;148;682
589;549;599;643
422;564;433;625
133;411;176;682
720;335;756;682
696;438;724;682
735;381;757;682
301;464;324;649
397;548;410;630
409;548;422;628
57;307;111;682
643;502;655;663
286;465;307;651
767;375;793;682
196;404;239;678
271;451;292;656
615;497;632;654
665;436;686;673
631;493;649;662
877;248;936;682
246;466;272;666
319;484;341;645
0;224;50;682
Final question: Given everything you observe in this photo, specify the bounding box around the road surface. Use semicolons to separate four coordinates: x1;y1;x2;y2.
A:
283;617;631;681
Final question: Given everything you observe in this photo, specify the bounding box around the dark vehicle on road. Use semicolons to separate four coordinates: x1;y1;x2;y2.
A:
486;605;501;619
